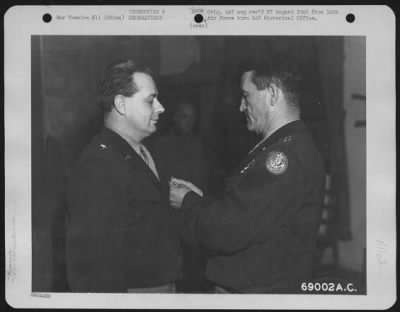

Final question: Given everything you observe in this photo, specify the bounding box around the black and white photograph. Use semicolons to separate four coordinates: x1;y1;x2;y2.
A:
30;34;367;295
4;5;396;310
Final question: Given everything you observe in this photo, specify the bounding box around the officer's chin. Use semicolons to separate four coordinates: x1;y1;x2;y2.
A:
147;124;157;134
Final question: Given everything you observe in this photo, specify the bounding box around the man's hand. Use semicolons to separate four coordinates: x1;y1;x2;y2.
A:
169;177;203;209
170;183;191;209
170;177;203;197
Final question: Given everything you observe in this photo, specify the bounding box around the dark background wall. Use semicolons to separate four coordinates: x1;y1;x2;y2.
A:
31;36;364;292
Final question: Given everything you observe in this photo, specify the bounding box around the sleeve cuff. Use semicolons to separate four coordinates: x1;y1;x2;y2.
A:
182;191;203;210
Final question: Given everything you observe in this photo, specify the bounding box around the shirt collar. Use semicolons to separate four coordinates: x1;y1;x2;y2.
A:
249;120;307;154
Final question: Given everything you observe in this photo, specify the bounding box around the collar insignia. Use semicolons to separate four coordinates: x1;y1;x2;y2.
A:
282;136;292;143
266;151;288;175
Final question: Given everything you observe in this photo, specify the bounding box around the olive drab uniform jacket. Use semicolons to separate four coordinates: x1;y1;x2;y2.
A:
66;127;181;292
179;120;325;293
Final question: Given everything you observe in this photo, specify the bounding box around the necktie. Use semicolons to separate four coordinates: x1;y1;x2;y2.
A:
139;146;149;164
139;145;159;180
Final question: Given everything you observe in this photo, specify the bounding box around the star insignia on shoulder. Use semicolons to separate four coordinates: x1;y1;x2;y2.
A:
266;151;288;175
282;136;292;143
99;144;107;149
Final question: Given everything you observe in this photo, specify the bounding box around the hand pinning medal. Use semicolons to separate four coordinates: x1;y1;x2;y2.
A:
266;151;288;175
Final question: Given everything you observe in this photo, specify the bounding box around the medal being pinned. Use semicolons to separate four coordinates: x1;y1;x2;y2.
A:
266;151;288;175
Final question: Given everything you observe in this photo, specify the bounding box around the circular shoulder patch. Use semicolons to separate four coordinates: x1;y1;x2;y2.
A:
265;151;288;175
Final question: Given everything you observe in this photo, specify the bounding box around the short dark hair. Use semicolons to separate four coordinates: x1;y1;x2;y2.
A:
245;57;303;109
97;59;152;113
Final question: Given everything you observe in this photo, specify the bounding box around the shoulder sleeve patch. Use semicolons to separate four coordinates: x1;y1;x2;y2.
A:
265;151;288;175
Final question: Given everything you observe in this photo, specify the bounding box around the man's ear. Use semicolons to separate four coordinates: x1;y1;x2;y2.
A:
113;95;125;115
268;83;281;106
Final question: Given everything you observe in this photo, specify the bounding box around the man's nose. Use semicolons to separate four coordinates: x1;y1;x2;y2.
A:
154;98;165;114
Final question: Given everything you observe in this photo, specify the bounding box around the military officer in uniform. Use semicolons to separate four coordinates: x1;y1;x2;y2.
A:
170;58;325;293
66;60;181;292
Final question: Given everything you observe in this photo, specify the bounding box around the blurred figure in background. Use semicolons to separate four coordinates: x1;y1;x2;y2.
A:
153;100;207;190
152;99;210;293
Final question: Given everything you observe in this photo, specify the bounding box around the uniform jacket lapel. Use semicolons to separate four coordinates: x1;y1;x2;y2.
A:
227;140;271;192
97;127;167;195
